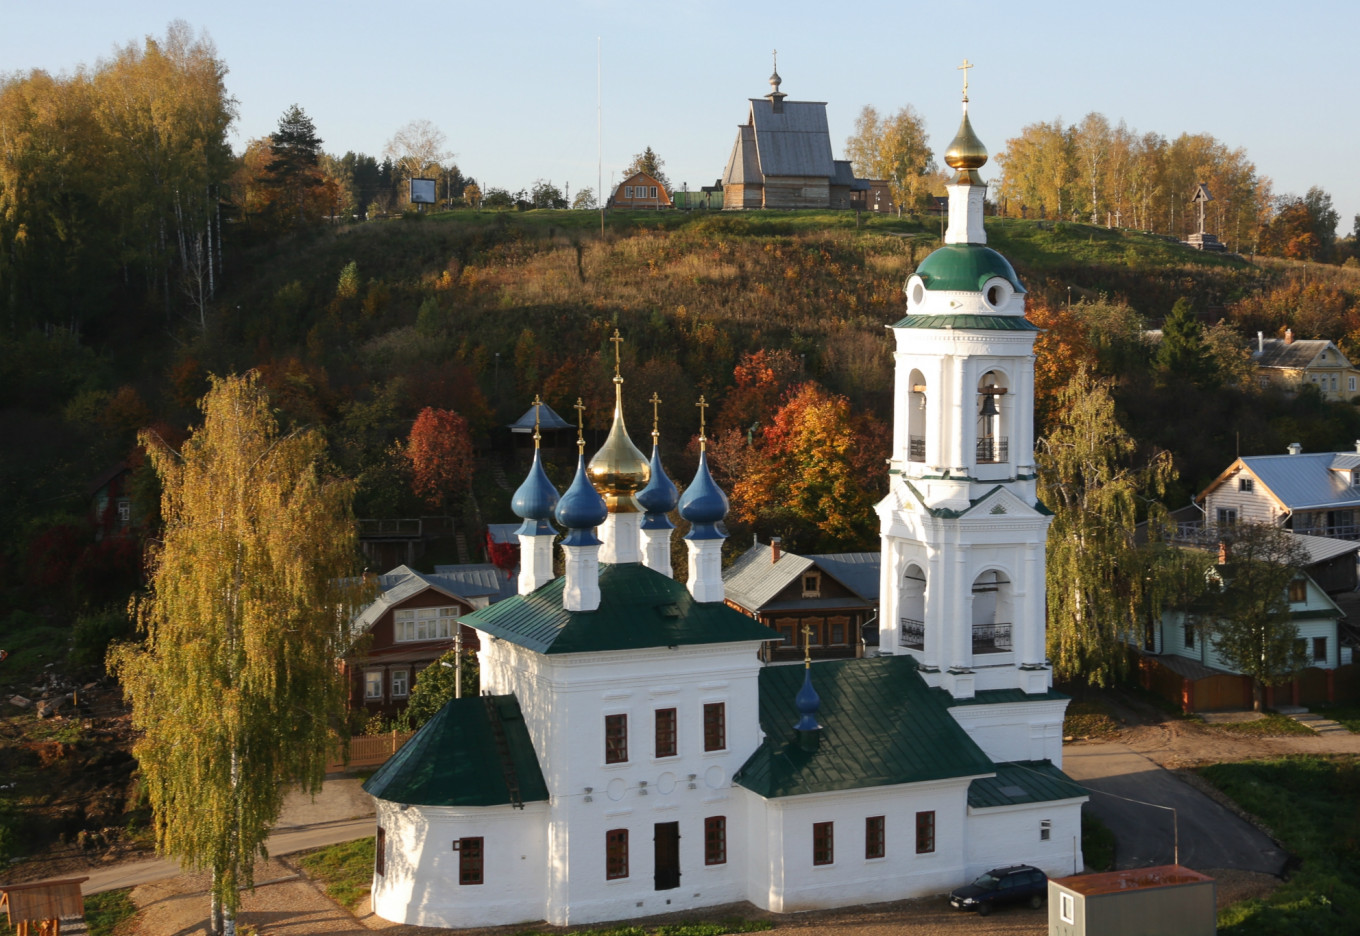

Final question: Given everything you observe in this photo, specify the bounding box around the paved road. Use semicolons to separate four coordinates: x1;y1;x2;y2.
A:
1062;742;1287;875
38;777;378;895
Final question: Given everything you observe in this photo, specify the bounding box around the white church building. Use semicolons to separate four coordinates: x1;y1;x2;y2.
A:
362;81;1087;929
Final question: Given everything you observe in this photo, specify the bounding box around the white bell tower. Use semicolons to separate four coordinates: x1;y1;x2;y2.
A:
876;65;1053;699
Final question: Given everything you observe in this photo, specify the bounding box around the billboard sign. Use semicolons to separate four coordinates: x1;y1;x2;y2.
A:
410;178;437;205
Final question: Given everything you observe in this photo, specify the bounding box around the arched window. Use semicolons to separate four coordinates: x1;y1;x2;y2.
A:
976;371;1010;463
971;570;1013;654
908;370;927;462
899;565;926;649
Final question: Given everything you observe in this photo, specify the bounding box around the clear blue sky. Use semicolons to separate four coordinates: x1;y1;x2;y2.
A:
6;1;1359;231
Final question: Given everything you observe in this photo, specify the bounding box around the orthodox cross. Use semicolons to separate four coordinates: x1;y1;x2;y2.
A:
532;393;543;447
801;622;815;666
958;59;974;102
772;48;777;71
610;329;624;379
696;395;709;450
650;392;662;443
573;397;586;453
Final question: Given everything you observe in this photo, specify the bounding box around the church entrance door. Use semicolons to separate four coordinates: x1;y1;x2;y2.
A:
654;821;680;890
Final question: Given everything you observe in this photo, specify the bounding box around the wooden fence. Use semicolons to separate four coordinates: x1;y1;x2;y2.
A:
328;730;414;772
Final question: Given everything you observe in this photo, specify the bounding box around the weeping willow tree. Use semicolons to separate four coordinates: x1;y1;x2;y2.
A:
111;372;369;935
1037;366;1177;687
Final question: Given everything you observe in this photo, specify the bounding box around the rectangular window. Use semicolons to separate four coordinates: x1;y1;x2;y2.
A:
605;714;628;764
915;811;935;854
703;702;726;752
1238;477;1254;492
865;816;885;859
1289;579;1307;603
458;836;484;885
1184;622;1196;649
624;186;633;198
813;821;834;866
775;619;797;646
1350;377;1356;392
364;670;383;700
1314;636;1328;663
1060;892;1075;924
655;708;677;758
828;616;849;645
606;828;629;879
1217;508;1237;527
1040;819;1052;841
705;816;727;865
117;499;132;524
393;607;457;642
376;827;386;876
802;572;821;597
390;669;409;698
650;186;658;198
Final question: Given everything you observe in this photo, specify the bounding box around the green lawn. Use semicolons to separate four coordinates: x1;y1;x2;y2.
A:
1198;756;1360;934
1207;713;1317;736
1313;703;1360;733
297;836;376;911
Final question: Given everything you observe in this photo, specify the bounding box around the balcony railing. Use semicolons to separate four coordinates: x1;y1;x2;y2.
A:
973;622;1013;654
899;617;924;649
976;437;1009;463
908;436;926;462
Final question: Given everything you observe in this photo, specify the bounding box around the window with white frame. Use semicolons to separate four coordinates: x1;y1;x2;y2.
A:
394;606;458;642
649;186;658;198
364;670;383;699
625;186;634;198
1238;477;1254;493
1040;819;1052;841
390;669;410;698
1060;892;1075;924
1350;376;1356;392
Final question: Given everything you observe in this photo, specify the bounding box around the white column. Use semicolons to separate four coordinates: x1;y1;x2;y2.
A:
598;512;641;564
1016;352;1037;472
923;544;942;671
945;182;988;245
518;533;556;595
562;543;601;612
952;355;971;472
1025;542;1047;667
926;356;946;472
686;539;725;603
640;527;673;577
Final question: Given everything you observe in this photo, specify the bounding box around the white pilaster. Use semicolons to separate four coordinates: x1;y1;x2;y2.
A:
598;512;641;564
945;181;988;245
686;539;724;603
562;543;601;612
640;527;673;577
518;533;556;595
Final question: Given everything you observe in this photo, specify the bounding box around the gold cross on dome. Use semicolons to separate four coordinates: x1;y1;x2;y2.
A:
573;397;586;452
532;393;543;447
772;48;777;71
696;395;709;449
958;59;974;101
802;623;814;666
650;392;662;441
609;329;624;378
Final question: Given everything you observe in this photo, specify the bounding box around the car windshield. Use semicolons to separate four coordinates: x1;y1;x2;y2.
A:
972;874;1000;890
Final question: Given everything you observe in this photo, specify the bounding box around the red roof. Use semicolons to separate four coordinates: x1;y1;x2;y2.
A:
1053;865;1213;896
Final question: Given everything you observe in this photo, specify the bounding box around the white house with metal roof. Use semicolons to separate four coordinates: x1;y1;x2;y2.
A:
1197;445;1360;538
362;85;1085;930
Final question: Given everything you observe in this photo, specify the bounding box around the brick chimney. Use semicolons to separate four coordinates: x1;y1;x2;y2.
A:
771;537;782;563
1285;327;1294;344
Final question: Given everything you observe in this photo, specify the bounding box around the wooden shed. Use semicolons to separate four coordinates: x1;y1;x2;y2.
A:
0;877;88;935
1048;865;1214;936
608;171;671;210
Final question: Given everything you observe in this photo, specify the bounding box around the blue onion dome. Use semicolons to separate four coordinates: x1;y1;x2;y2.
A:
637;443;678;530
679;450;729;540
794;667;822;732
556;452;607;546
512;448;559;536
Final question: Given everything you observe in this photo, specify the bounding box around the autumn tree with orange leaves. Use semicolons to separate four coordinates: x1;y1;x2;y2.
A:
406;407;475;512
729;382;888;552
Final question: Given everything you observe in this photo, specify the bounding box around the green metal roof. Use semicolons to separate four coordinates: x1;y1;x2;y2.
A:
945;686;1070;706
915;244;1026;293
362;695;549;807
734;655;995;798
461;562;780;654
891;314;1040;331
968;760;1088;809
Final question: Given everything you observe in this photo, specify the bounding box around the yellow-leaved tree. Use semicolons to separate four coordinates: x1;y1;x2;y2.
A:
111;372;369;936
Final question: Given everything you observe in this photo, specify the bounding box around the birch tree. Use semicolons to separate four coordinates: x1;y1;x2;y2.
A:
1037;366;1175;686
111;372;368;935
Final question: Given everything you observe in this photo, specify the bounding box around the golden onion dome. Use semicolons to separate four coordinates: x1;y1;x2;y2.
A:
587;378;650;513
944;106;988;172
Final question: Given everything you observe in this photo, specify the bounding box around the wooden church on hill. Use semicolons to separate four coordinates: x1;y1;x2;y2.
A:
363;70;1088;930
722;59;870;210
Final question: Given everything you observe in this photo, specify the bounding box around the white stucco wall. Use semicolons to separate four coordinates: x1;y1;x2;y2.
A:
371;799;548;928
966;798;1085;881
947;699;1067;767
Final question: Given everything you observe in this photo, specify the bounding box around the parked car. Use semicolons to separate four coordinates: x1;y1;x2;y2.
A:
949;865;1048;915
